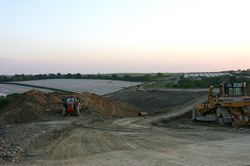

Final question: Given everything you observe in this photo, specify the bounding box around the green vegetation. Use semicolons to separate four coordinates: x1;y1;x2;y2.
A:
143;82;168;89
144;75;250;89
0;93;20;109
177;76;250;88
2;72;248;90
229;70;250;76
0;72;170;83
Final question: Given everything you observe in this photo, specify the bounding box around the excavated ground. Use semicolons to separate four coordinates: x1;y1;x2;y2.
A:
0;90;141;124
1;88;250;165
0;90;141;163
107;89;206;113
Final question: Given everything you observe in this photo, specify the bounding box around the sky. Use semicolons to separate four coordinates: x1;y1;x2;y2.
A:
0;0;250;74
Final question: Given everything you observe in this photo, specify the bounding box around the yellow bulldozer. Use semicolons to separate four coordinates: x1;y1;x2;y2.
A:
192;82;250;127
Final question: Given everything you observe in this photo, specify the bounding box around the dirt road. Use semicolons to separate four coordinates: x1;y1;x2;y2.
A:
23;96;250;166
35;127;250;166
2;89;250;165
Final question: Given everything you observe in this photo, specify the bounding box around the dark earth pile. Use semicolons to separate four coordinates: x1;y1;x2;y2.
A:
109;89;206;114
80;93;141;117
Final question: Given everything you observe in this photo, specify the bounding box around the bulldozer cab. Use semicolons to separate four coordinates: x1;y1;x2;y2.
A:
220;82;247;97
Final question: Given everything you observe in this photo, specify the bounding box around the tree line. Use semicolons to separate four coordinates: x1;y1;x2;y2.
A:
173;75;250;88
0;73;164;83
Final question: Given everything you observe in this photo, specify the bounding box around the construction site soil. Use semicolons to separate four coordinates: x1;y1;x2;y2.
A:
108;89;206;113
1;88;250;165
0;90;141;124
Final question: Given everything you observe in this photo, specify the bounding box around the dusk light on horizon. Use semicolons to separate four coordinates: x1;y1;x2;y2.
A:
0;0;249;74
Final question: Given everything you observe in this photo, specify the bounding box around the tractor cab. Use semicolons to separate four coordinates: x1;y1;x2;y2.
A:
62;96;81;116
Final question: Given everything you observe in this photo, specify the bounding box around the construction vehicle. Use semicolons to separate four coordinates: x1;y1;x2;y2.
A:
192;82;250;127
62;96;81;116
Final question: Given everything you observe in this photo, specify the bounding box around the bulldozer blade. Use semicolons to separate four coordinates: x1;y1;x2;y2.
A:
196;114;217;122
192;108;216;121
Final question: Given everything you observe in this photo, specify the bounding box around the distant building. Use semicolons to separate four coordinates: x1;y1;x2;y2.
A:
183;72;232;80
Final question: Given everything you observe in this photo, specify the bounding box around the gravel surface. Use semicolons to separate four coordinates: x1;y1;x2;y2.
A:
1;89;250;166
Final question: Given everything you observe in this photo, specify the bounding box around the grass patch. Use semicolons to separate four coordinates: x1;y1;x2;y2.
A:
143;76;250;90
0;93;20;109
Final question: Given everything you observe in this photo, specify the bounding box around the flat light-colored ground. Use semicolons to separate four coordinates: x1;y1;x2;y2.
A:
0;84;52;96
26;119;250;166
23;96;250;166
2;89;250;166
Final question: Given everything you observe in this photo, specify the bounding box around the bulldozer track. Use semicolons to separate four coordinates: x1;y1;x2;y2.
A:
221;109;232;124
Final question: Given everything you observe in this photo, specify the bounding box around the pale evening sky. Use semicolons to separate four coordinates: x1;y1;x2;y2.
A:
0;0;249;74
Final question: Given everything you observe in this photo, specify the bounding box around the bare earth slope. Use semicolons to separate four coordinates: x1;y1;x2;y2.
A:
108;89;206;113
26;94;250;166
0;90;141;124
0;90;141;163
2;89;250;165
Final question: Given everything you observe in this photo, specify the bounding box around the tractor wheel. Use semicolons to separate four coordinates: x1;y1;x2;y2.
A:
62;108;66;116
76;106;80;116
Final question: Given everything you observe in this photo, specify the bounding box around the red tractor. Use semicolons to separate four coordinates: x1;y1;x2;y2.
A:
62;96;81;116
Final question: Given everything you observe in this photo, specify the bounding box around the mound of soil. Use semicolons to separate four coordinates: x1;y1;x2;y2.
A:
0;90;141;124
109;90;206;113
79;93;141;117
0;90;63;124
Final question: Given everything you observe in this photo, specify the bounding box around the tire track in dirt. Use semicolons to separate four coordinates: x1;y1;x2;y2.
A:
33;125;184;165
13;89;250;166
43;96;208;161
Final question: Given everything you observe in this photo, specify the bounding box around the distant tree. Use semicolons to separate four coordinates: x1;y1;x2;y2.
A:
123;75;130;81
111;74;118;80
96;74;102;79
156;72;164;77
48;73;56;79
66;73;73;78
12;74;23;81
75;73;82;79
56;73;62;78
144;74;152;81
